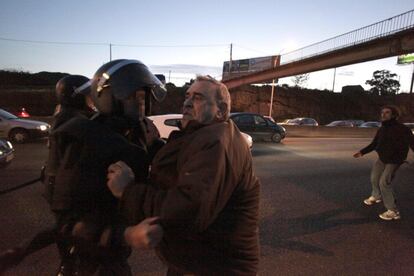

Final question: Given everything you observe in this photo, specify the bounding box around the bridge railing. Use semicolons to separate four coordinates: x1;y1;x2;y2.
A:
281;9;414;65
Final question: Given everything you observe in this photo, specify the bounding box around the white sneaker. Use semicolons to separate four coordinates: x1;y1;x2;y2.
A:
363;196;382;206
379;210;401;220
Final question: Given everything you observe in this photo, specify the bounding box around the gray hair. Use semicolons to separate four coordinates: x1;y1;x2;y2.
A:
195;75;231;120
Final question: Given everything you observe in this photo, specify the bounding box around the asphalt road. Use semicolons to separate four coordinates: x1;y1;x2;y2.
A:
1;137;414;276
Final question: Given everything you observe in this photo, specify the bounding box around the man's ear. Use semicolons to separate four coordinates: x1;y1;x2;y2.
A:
216;102;228;120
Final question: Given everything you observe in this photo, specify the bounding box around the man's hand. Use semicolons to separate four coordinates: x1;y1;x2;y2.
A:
124;217;163;249
353;152;363;158
107;161;135;199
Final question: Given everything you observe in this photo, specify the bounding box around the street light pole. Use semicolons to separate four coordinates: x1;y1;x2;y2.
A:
269;55;281;117
410;63;414;94
229;43;233;73
109;43;112;61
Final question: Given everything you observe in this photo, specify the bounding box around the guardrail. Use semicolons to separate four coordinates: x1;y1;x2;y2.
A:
284;125;377;138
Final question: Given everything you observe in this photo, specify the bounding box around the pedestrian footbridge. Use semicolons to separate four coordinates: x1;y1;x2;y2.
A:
224;9;414;89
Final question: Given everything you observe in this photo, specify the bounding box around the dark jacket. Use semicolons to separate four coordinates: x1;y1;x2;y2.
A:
52;106;92;130
360;119;414;164
121;120;260;276
49;115;148;272
44;106;91;195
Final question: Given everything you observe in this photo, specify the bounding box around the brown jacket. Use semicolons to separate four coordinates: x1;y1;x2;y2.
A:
121;120;260;275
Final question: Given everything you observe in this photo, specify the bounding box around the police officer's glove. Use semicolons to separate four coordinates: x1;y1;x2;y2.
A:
107;161;135;199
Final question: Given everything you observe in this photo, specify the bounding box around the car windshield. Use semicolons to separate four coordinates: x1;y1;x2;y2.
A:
0;109;18;120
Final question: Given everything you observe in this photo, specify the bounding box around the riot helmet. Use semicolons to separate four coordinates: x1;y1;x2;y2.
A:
81;59;166;120
55;75;91;110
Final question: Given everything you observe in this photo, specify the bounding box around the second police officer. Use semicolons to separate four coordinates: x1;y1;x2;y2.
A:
50;59;166;275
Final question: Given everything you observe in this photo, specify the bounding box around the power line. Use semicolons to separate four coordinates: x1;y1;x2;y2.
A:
0;36;228;48
0;36;107;46
113;43;228;48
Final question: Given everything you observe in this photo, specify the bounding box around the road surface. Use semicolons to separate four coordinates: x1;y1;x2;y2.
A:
1;138;413;275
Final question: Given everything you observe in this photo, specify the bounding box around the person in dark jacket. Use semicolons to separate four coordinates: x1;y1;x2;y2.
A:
354;105;414;220
1;68;166;275
0;75;95;273
107;75;260;276
52;75;96;129
49;60;166;275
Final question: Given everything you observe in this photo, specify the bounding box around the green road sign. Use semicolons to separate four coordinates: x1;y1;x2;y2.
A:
397;53;414;65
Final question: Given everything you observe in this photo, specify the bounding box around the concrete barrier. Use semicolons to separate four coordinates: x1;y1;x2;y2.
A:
283;125;377;138
29;117;378;138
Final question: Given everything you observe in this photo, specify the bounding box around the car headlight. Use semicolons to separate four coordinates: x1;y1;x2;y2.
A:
38;125;48;131
0;150;3;155
6;141;13;149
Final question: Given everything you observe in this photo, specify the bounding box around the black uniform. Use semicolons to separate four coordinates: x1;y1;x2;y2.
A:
49;114;151;275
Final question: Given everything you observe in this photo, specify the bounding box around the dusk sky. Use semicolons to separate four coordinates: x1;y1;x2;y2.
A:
1;0;413;91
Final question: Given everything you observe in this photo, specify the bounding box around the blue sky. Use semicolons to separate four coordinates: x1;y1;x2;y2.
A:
0;0;413;91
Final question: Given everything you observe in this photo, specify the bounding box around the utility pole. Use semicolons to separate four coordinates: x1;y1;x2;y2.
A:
269;55;281;117
410;63;414;94
168;70;171;83
229;43;233;73
109;43;112;61
332;67;336;92
410;64;414;108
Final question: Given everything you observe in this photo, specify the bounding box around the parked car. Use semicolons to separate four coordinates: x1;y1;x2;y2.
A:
359;121;381;128
148;114;183;139
263;115;276;123
278;119;292;125
345;120;364;127
404;123;414;134
230;112;286;143
148;114;253;148
283;117;318;126
0;138;14;168
16;107;30;118
0;108;51;143
326;120;354;127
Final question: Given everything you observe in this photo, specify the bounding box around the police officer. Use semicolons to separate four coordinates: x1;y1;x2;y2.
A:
52;75;95;129
49;59;166;275
0;75;95;274
46;75;95;199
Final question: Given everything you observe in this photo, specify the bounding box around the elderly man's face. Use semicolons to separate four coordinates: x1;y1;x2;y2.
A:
183;81;219;125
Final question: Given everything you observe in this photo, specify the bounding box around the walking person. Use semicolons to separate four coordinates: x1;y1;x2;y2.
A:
354;105;414;220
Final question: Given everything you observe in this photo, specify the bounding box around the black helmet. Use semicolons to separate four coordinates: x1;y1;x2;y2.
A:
82;59;166;117
56;75;91;109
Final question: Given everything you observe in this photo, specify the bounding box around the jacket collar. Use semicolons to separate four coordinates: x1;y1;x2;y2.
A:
382;118;397;127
